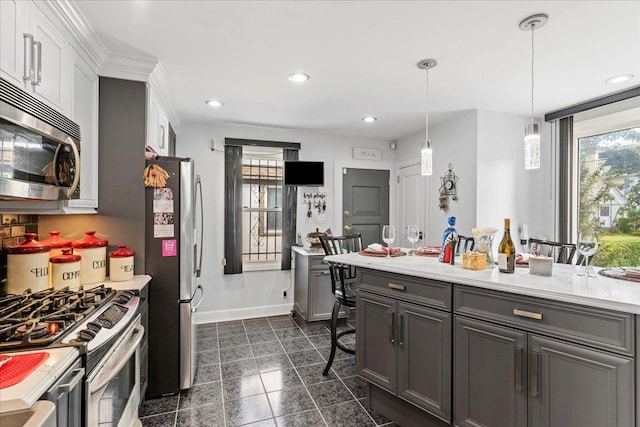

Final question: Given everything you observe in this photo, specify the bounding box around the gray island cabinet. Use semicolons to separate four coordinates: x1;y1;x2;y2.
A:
325;252;640;427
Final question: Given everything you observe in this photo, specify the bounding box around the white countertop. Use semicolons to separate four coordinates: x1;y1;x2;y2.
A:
104;274;151;291
292;246;326;256
325;252;640;314
0;346;80;412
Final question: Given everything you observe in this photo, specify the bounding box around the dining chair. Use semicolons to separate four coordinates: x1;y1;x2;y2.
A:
457;235;475;254
319;234;363;376
528;238;579;264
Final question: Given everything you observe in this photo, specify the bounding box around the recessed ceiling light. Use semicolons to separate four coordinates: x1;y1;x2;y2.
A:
605;74;633;84
362;116;377;123
288;73;310;83
206;100;223;107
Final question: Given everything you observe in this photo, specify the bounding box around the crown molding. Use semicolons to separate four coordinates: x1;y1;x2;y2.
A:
43;0;108;70
99;52;159;83
148;63;180;126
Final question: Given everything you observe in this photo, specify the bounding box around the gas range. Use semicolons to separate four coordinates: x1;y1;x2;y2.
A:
0;284;118;351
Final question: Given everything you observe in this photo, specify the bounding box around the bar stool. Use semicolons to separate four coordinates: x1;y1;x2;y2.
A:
319;234;363;376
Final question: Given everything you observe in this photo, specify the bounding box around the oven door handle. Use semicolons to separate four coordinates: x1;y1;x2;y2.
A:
89;325;144;395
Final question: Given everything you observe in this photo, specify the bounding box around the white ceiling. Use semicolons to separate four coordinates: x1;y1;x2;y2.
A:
75;1;640;141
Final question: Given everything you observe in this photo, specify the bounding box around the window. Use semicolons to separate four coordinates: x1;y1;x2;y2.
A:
570;97;640;267
224;139;299;274
242;148;283;268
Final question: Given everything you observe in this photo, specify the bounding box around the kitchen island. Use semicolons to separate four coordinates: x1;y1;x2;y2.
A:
325;252;639;427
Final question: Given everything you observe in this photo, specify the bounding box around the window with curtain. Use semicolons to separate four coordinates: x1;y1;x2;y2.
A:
224;138;299;274
551;92;640;268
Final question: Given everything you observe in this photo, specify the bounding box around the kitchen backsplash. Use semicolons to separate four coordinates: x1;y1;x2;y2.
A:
0;214;39;286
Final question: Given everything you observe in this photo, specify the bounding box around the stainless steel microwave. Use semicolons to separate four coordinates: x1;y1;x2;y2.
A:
0;77;80;201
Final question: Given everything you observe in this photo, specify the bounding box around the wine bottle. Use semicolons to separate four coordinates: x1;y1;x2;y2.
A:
498;218;516;273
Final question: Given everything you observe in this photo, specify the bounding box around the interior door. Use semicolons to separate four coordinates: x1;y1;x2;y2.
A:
398;163;426;247
342;168;389;246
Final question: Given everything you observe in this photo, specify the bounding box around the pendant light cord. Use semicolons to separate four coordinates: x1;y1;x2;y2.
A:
425;67;429;144
530;23;535;125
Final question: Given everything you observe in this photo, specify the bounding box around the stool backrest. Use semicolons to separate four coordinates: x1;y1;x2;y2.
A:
528;238;579;264
457;235;475;253
320;234;362;299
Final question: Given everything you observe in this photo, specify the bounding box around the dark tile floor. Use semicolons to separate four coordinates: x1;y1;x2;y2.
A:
140;314;396;427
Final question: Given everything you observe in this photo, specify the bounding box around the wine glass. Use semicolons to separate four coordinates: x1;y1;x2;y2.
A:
576;229;599;277
382;225;396;258
406;225;419;254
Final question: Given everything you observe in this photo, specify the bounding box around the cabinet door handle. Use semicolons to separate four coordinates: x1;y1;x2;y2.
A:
514;347;523;393
513;308;543;320
32;41;42;86
530;351;539;398
388;283;406;291
398;313;403;346
388;311;395;344
23;33;34;83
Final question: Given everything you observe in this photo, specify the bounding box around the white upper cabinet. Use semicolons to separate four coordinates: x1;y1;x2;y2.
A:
147;86;170;156
28;2;68;113
67;46;99;209
0;0;28;88
1;1;68;113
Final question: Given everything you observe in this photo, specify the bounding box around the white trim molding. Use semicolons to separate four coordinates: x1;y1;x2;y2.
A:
194;304;292;324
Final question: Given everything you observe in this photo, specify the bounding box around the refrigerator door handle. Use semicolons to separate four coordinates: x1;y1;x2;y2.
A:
195;175;204;278
191;285;204;312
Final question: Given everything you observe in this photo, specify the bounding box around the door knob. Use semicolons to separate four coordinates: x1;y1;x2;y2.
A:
344;210;350;217
344;225;352;231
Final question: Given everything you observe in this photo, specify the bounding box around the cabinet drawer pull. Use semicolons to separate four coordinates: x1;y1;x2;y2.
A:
530;351;539;398
388;283;406;291
388;311;395;343
398;313;404;346
513;308;543;320
514;347;523;393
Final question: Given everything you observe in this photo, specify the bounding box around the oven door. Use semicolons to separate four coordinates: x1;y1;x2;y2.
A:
85;316;144;427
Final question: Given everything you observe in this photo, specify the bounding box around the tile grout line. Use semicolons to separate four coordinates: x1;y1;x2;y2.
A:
270;316;331;427
215;322;228;427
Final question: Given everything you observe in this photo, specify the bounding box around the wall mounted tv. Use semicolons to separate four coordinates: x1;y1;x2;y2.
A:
284;161;324;186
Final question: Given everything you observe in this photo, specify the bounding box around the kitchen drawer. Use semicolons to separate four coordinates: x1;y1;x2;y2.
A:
454;285;634;356
309;256;329;270
358;268;451;312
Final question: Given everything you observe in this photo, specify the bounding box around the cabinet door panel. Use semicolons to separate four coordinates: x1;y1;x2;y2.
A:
529;334;634;427
397;302;451;422
67;47;98;208
454;316;527;427
309;269;334;320
0;0;28;87
357;291;396;393
30;4;67;111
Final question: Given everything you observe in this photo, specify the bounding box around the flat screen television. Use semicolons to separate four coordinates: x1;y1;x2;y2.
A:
284;161;324;186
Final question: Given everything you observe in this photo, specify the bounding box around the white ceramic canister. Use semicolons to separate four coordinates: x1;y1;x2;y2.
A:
109;245;135;282
72;230;108;285
50;248;81;289
7;233;51;294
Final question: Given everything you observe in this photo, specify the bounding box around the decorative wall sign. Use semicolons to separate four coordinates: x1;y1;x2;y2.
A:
352;147;382;161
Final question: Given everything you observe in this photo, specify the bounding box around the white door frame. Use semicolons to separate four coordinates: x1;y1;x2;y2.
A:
333;159;396;236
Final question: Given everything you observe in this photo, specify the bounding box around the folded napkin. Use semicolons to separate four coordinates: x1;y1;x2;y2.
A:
516;253;531;264
415;245;441;254
366;243;401;254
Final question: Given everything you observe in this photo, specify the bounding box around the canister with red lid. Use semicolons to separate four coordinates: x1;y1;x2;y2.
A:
109;245;135;282
39;231;72;257
50;248;81;289
7;233;51;294
71;231;108;285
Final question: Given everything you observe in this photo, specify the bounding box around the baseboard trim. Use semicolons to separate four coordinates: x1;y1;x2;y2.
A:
194;304;293;324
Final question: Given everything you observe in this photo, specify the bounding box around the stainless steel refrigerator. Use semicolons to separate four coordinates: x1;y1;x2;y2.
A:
145;157;204;398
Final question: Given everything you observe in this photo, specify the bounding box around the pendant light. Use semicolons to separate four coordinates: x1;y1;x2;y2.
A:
520;14;548;170
418;59;437;176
